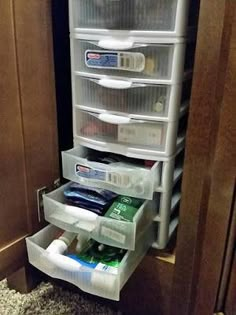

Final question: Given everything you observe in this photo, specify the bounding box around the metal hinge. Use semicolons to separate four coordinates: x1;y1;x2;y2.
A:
36;178;61;222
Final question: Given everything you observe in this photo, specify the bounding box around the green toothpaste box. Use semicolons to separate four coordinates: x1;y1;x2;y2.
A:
105;196;143;222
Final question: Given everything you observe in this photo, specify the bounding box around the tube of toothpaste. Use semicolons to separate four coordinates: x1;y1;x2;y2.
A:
66;241;126;291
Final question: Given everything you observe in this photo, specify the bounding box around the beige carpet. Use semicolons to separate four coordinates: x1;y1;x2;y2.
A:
0;279;119;315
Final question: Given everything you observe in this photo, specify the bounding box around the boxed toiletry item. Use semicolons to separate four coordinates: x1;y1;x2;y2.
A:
105;195;143;222
64;182;117;215
118;123;164;146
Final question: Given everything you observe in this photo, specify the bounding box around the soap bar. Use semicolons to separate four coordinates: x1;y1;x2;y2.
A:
105;196;143;222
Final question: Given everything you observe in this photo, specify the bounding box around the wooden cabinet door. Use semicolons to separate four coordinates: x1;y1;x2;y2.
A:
0;0;59;279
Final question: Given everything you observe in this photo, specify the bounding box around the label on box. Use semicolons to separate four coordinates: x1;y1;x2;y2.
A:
118;124;163;146
75;164;106;181
94;263;118;275
107;172;131;187
101;226;126;245
105;196;142;222
75;163;132;188
85;50;145;72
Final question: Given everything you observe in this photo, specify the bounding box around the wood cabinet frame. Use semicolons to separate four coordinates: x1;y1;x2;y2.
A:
0;1;235;314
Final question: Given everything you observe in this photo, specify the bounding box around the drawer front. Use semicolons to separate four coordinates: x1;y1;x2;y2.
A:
70;0;190;37
75;76;183;121
43;183;157;250
26;224;154;300
62;146;161;200
74;109;180;158
72;38;186;84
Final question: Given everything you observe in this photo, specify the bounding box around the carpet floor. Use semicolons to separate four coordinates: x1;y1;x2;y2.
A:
0;279;119;315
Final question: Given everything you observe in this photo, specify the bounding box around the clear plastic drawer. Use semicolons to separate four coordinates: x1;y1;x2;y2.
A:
69;0;190;37
43;183;157;250
62;146;161;200
62;146;185;196
74;76;191;121
26;224;154;301
74;109;185;159
72;35;186;84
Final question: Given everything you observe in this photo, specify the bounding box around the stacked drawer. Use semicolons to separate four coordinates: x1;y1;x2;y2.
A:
26;0;191;301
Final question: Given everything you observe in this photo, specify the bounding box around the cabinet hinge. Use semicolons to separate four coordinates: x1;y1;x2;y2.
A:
36;178;61;222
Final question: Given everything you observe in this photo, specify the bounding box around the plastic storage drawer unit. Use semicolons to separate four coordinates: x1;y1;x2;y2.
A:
69;0;190;38
43;183;157;250
71;34;186;84
26;224;154;301
74;109;185;159
74;75;186;121
62;146;161;200
153;180;181;249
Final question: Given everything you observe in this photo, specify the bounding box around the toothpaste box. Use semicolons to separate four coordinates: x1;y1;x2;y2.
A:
105;196;143;222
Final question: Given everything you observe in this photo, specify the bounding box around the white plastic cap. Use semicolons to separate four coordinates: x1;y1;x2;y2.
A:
46;239;68;255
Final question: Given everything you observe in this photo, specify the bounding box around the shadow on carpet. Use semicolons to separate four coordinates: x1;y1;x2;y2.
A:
0;279;120;315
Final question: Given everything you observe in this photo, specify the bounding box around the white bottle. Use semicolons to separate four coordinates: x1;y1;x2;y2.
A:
75;233;90;253
46;231;76;255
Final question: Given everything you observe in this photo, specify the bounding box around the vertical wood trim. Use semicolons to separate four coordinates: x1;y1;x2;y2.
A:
170;1;236;314
13;0;60;232
217;189;236;311
225;251;236;315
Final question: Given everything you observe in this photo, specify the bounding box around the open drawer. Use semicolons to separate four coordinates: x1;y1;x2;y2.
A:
62;146;161;200
74;76;191;121
43;183;157;250
74;108;186;159
26;224;154;301
72;34;186;84
69;0;190;38
62;146;185;198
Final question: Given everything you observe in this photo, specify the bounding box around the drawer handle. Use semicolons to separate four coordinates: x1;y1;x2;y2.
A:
64;205;98;222
98;39;134;50
46;253;81;272
98;78;132;89
98;113;132;124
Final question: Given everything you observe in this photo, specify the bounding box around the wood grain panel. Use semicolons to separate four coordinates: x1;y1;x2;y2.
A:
13;0;59;231
117;254;174;315
171;1;236;315
0;1;29;249
192;6;236;313
0;236;27;279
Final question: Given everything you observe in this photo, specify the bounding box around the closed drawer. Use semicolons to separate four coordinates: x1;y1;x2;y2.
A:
43;183;157;250
26;224;154;300
74;76;192;121
62;146;161;200
74;109;185;159
70;0;190;37
72;35;186;84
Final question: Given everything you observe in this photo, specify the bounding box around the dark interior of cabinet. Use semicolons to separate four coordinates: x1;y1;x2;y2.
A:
51;0;73;173
50;1;200;314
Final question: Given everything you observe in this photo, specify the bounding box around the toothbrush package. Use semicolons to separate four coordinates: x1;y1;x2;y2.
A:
64;182;117;215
